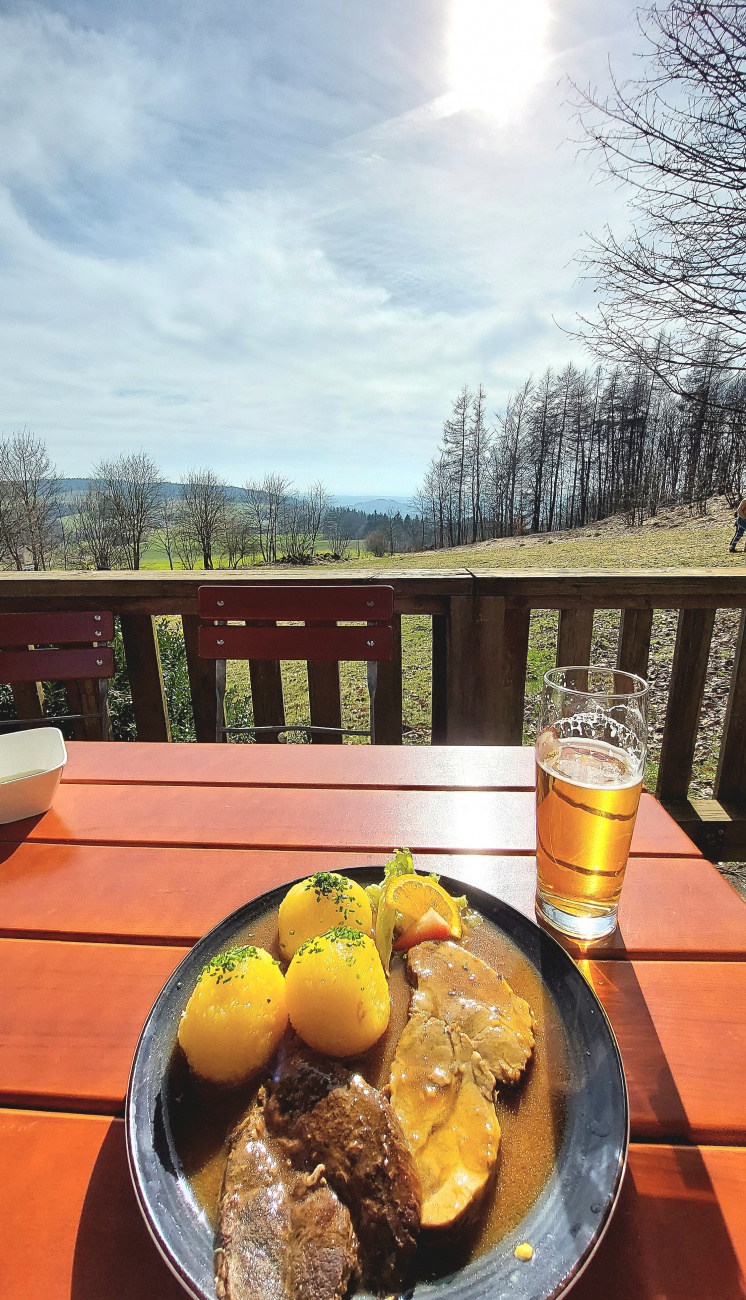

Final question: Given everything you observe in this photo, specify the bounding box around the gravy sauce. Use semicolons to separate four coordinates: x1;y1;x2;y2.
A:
167;900;569;1283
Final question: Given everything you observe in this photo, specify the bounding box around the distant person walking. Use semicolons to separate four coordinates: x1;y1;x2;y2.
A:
730;497;746;552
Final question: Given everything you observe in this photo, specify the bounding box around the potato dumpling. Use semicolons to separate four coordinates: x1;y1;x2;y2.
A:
285;925;390;1057
278;872;372;960
178;945;288;1086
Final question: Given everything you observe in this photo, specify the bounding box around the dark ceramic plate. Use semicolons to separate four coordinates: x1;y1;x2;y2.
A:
126;868;628;1300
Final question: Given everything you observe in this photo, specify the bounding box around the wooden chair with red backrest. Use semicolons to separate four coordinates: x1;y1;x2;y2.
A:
198;585;395;743
0;612;115;740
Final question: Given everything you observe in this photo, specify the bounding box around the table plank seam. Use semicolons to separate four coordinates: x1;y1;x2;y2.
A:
59;780;538;790
6;833;700;858
2;927;744;959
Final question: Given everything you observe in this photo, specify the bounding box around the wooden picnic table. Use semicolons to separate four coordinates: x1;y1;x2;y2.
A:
0;742;744;1300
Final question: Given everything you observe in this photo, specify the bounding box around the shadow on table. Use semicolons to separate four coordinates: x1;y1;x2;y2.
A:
72;1123;188;1300
571;1145;746;1299
563;957;745;1298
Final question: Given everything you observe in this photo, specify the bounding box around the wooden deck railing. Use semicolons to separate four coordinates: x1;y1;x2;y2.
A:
1;567;746;858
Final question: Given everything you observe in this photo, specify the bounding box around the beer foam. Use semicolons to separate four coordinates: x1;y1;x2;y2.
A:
538;738;641;790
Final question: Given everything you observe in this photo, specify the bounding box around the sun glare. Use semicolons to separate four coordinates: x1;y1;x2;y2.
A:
447;0;550;120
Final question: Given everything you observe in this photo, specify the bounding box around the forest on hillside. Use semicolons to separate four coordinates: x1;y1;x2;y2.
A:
417;357;746;549
3;349;745;570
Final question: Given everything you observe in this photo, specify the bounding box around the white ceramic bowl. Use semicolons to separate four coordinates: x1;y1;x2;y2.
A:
0;727;67;823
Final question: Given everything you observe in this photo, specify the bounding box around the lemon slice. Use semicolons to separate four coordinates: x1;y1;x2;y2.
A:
384;874;462;939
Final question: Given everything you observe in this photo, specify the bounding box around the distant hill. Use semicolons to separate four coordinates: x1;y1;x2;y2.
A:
331;495;414;514
58;478;239;501
57;481;413;514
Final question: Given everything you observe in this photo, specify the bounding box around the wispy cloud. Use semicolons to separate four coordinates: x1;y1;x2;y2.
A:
0;0;639;492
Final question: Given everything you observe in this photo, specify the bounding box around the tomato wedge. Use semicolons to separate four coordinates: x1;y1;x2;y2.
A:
392;907;452;952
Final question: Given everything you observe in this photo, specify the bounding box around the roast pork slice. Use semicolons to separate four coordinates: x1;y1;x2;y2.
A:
389;940;536;1230
406;941;535;1087
389;1010;501;1229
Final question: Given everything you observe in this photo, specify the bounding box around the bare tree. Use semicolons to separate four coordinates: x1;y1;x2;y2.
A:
73;483;124;570
57;507;74;570
244;473;291;562
171;502;202;571
365;527;388;557
574;0;746;385
279;481;331;563
442;387;471;545
179;469;229;569
467;385;489;542
304;481;330;556
324;505;355;559
153;495;179;570
411;490;431;550
0;430;60;570
221;507;258;568
94;451;163;569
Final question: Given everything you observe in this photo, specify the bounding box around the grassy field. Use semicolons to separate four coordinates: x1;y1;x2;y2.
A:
344;497;742;571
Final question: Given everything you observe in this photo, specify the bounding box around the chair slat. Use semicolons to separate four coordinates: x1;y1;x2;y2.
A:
119;615;170;743
198;585;394;621
556;608;595;667
371;614;402;744
657;608;715;802
248;660;285;744
0;647;114;683
0;612;113;646
617;607;654;681
714;607;746;804
182;615;225;743
199;624;393;663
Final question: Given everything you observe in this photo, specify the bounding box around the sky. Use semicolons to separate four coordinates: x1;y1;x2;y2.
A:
0;0;642;494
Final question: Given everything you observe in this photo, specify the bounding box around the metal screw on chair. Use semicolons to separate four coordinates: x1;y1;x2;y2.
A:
94;614;101;621
217;600;224;607
217;638;225;646
96;659;103;666
366;639;374;646
367;600;374;607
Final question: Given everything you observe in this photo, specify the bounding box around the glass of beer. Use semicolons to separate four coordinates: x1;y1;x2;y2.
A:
535;666;649;941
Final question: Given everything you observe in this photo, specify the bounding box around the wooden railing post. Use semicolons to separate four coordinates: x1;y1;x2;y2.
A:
657;608;715;803
10;681;45;724
556;608;594;667
370;612;402;744
617;608;654;681
444;594;528;744
307;661;343;743
431;614;447;744
248;659;285;744
182;614;226;743
714;608;746;805
120;615;171;742
64;678;112;741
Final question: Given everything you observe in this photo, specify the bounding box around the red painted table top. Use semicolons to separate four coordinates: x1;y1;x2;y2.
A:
1;742;745;1300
